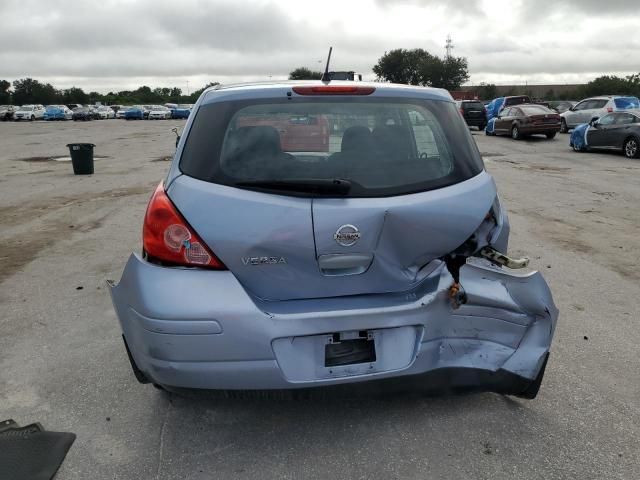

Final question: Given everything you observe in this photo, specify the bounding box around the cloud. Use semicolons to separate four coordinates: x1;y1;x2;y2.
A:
520;0;638;18
375;0;484;16
0;0;638;91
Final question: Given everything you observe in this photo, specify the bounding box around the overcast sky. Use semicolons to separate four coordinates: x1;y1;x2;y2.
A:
2;0;639;93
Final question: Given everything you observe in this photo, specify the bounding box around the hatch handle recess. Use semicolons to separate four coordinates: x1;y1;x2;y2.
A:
318;253;373;276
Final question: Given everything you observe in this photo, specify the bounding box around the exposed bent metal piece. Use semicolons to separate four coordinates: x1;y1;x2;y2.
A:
479;246;530;269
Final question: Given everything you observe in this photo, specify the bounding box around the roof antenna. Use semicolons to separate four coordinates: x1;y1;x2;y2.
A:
321;46;333;83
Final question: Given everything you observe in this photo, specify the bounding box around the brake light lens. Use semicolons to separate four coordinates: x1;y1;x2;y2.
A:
607;107;614;113
142;183;225;269
292;86;375;95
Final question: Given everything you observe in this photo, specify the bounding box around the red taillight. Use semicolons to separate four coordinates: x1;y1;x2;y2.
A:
142;183;225;269
292;86;375;96
607;107;613;113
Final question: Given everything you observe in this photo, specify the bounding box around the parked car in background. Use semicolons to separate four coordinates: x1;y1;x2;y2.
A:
236;113;331;152
456;100;486;130
170;104;193;119
14;104;46;121
43;105;73;120
548;101;577;114
485;95;531;123
560;96;640;133
108;81;558;398
116;106;132;119
95;106;116;119
67;104;83;111
124;106;145;120
0;105;17;121
142;105;152;119
109;105;123;115
72;106;95;121
148;105;172;120
487;104;561;139
570;111;640;158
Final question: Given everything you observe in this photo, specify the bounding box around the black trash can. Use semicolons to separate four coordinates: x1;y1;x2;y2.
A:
67;143;95;175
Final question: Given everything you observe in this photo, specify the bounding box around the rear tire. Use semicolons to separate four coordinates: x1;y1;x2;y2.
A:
30;115;35;121
559;119;568;134
623;137;640;158
511;125;522;140
546;132;557;139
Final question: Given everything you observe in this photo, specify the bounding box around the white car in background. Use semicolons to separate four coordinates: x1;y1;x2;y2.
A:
147;105;172;120
116;107;131;119
95;106;116;119
14;104;46;121
560;96;640;133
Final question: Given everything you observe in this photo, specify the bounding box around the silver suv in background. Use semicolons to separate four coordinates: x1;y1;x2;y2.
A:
560;96;640;132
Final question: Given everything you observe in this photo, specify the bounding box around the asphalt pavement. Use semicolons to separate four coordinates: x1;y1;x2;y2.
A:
0;120;638;479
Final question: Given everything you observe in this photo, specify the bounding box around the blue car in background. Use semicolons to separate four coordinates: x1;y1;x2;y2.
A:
170;104;193;119
43;105;72;120
570;110;640;158
125;106;145;120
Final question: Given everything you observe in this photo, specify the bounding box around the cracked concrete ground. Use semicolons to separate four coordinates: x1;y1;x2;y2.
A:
1;120;639;479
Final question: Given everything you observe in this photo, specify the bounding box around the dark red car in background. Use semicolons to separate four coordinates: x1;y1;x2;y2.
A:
236;114;330;152
488;104;561;140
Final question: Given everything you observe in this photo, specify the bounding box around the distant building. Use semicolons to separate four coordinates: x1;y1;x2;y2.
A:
462;84;583;99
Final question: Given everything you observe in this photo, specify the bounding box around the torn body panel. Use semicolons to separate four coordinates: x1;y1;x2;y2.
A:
109;253;557;394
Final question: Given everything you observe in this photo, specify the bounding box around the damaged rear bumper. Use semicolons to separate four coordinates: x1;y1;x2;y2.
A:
108;254;558;395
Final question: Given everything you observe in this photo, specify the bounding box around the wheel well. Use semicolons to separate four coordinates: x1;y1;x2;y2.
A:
624;135;639;145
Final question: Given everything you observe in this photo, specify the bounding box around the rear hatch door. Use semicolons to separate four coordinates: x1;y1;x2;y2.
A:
462;102;484;119
168;172;495;301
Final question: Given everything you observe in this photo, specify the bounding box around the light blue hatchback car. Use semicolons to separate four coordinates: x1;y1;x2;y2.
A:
109;81;558;398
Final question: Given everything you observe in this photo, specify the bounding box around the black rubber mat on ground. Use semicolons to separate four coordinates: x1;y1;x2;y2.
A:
0;419;76;480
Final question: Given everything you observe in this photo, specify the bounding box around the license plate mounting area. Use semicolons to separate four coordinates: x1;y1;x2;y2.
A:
324;331;376;367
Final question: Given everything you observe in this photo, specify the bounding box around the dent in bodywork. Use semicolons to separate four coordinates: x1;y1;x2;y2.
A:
108;252;558;392
442;194;512;308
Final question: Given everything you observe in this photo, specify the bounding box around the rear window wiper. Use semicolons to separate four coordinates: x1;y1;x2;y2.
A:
235;178;351;196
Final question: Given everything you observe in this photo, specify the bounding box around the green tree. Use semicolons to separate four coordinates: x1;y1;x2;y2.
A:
12;78;59;105
289;67;323;80
476;82;497;100
372;49;427;85
582;74;640;97
0;80;10;103
187;82;219;102
428;56;470;90
373;48;469;89
61;87;89;105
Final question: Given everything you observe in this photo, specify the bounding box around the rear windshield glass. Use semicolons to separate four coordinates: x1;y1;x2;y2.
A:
462;101;484;110
180;97;484;197
504;96;531;107
520;105;552;115
614;97;640;109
